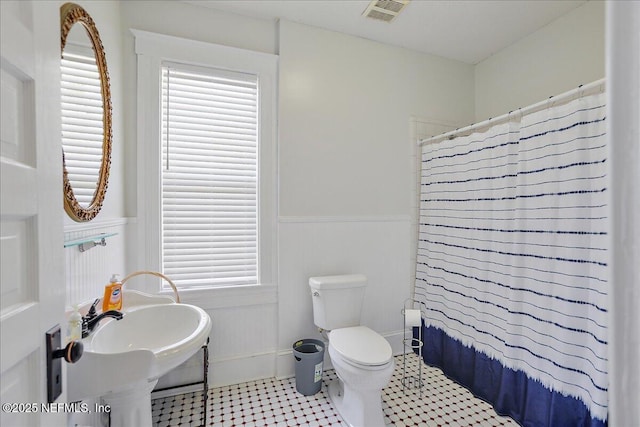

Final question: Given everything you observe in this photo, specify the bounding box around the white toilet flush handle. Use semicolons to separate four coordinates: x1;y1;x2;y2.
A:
313;291;320;297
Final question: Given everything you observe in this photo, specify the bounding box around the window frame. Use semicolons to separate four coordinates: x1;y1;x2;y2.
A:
133;29;277;294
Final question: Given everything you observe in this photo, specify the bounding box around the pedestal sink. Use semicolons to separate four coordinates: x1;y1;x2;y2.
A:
67;293;211;426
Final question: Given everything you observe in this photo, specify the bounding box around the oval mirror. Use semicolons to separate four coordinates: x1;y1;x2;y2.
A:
60;2;112;222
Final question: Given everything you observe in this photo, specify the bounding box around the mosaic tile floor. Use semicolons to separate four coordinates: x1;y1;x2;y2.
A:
152;353;517;426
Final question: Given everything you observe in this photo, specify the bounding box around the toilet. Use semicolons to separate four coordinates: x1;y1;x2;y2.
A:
309;274;394;427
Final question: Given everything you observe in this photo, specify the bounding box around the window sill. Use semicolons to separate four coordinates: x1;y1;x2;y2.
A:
159;284;277;310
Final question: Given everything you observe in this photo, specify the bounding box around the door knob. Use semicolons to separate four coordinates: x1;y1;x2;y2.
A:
52;340;83;364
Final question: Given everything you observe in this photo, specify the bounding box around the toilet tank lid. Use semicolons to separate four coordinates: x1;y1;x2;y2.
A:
309;274;367;290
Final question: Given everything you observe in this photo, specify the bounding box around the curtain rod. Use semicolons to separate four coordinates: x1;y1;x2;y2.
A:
418;78;606;146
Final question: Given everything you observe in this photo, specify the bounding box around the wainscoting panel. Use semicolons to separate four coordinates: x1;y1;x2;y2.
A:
64;219;129;308
156;293;278;390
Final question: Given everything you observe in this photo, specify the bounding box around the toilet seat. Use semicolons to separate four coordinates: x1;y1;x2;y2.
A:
329;326;392;367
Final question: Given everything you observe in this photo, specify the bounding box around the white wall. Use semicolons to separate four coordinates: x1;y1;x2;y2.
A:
119;0;277;220
276;20;474;377
115;5;475;384
607;1;640;424
61;1;278;408
63;0;126;225
474;0;604;122
119;1;282;388
63;0;128;307
61;4;128;425
278;21;474;217
62;0;607;394
49;0;639;423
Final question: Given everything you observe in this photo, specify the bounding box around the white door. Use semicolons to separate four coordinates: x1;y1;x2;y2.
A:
1;1;66;426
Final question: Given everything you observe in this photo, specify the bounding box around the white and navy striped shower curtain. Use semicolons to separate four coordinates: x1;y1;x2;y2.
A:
415;93;608;426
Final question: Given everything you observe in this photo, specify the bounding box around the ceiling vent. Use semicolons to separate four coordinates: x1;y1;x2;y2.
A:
362;0;410;23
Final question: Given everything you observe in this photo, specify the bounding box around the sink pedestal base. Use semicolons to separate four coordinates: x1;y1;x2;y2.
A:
102;380;158;427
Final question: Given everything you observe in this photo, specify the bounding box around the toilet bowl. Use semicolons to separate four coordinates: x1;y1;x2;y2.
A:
328;326;394;427
308;274;394;427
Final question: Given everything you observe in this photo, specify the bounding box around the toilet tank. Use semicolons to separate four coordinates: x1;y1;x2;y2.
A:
309;274;367;331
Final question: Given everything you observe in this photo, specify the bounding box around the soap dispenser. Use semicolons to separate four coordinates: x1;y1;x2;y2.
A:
68;304;82;341
102;274;123;312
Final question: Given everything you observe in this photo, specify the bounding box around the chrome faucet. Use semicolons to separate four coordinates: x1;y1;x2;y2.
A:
81;298;124;338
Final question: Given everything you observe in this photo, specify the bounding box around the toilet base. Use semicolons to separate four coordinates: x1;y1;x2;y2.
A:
328;379;389;427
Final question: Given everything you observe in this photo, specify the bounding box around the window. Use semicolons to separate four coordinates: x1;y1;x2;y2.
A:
134;30;277;292
161;64;259;287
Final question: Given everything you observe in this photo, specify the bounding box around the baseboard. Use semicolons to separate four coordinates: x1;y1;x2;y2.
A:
275;329;406;379
151;350;277;397
386;329;408;356
149;330;409;395
209;352;276;388
275;347;333;380
152;383;204;400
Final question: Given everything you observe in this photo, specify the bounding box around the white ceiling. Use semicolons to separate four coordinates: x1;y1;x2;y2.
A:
183;0;587;64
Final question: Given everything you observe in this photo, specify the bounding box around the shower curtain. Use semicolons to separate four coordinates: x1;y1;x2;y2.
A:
415;92;607;427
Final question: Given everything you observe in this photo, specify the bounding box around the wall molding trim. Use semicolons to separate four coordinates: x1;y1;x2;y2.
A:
168;285;278;310
278;215;411;224
64;217;132;233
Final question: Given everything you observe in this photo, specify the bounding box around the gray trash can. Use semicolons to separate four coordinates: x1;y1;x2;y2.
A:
292;339;325;396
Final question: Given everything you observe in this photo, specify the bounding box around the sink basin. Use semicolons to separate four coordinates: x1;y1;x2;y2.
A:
68;301;211;402
90;304;210;377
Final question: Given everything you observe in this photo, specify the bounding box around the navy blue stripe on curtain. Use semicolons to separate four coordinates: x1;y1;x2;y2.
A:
415;325;607;427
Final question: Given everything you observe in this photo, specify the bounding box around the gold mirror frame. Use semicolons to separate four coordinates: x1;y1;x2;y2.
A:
60;2;112;222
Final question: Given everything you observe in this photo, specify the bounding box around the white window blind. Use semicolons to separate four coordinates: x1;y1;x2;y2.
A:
161;64;259;288
61;45;103;207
